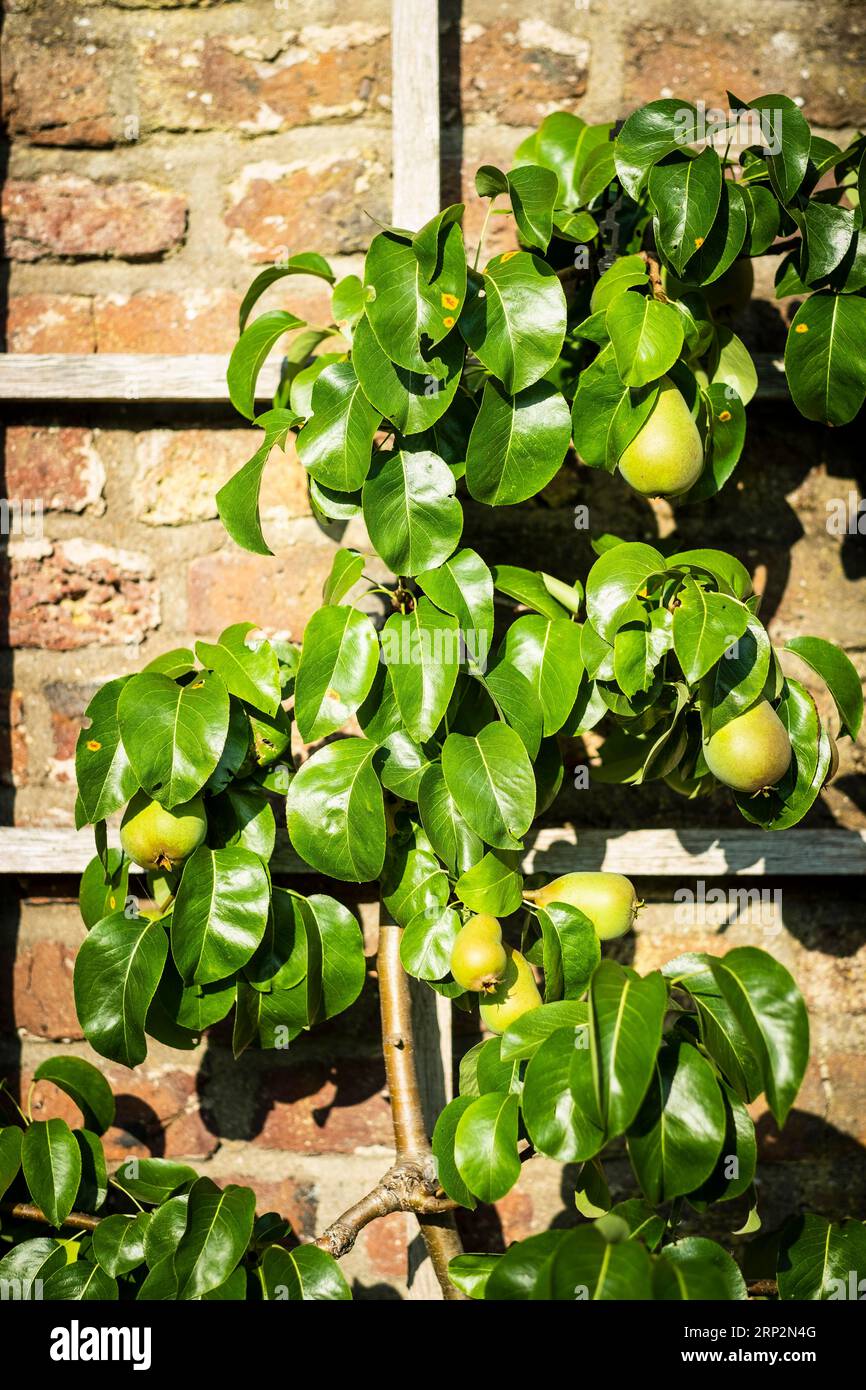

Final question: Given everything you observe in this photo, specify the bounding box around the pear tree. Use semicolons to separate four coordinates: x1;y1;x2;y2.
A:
2;93;863;1303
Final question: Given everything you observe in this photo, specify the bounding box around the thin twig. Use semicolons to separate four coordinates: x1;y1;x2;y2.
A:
1;1201;100;1232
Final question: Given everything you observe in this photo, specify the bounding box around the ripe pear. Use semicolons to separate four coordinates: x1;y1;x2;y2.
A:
663;259;754;316
479;948;542;1034
120;791;207;871
618;377;704;498
525;872;640;940
704;700;793;793
450;914;508;993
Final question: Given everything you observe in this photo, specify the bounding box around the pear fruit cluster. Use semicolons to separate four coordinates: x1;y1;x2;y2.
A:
704;700;793;793
525;871;641;940
618;377;704;499
120;791;208;871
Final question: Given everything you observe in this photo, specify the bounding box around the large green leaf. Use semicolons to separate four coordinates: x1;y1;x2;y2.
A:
492;565;573;621
417;547;494;659
0;1238;67;1297
382;842;449;930
537;903;601;1001
777;1214;866;1300
75;678;139;824
364;226;466;371
480;662;544;758
459;251;567;393
417;764;482;875
506;163;558;250
500;614;584;735
709;947;808;1126
672;577;750;684
700;616;771;738
195;623;281;718
465;378;571;505
589;961;667;1137
260;1243;351;1300
442;723;536;849
295;360;380;492
92;1213;151;1277
171;846;270;985
663;953;762;1101
44;1261;118;1301
382;598;460;740
432;1096;478;1209
74;912;168;1067
571;343;659;472
585;542;666;642
112;1157;197;1206
785;291;866;426
454;849;523;916
362;448;463;576
21;1119;82;1228
173;1177;256;1300
32;1057;115;1136
606;291;684;388
627;1040;726;1204
615;100;698;199
657;1237;746;1300
522;1025;603;1161
400;905;461;982
294;605;379;742
286;738;386;882
237;254;334;332
786;635;863;739
454;1092;521;1203
118;671;229;809
795;201;856;285
227;309;305;420
352;316;463;434
750;94;811;205
649;148;722;275
613;612;672;698
216;408;298;558
0;1125;23;1201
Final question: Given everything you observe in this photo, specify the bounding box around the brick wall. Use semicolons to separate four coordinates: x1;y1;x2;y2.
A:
1;0;864;1296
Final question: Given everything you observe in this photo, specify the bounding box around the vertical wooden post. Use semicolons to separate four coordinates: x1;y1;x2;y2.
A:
390;0;459;1300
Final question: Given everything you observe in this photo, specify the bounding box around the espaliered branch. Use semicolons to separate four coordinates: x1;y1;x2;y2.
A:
7;94;860;1302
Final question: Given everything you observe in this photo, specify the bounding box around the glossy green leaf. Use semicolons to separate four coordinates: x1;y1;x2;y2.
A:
295;605;380;741
590;255;649;313
465;378;571;505
785;294;866;426
672;577;750;684
195;623;281;718
432;1096;478;1209
173;1177;255;1300
537;903;601;1001
401;905;461;982
454;1092;520;1204
112;1157;197;1206
499;1001;588;1062
44;1261;119;1301
627;1040;726;1204
492;565;572;620
750;94;811;205
260;1243;351;1300
74;912;168;1067
322;548;365;605
237;254;334;332
590;961;667;1136
615;100;698;199
0;1238;66;1298
417;764;483;875
21;1119;81;1228
0;1125;23;1201
585;542;666;642
454;849;523;916
92;1212;151;1277
352;316;463;435
606;291;684;388
571;343;659;472
382;598;460;740
523;1026;604;1161
786;636;863;739
442;723;535;849
75;678;139;825
480;661;544;758
74;1124;109;1210
447;1253;498;1298
171;846;270;985
295;359;380;491
118;670;229;809
500;614;584;736
286;738;386;882
507;163;558;250
700;616;771;737
649;148;722;275
460;251;567;393
777;1214;866;1300
79;850;129;930
216;408;298;558
417;547;494;659
659;1237;746;1300
227;309;305;420
364;226;466;371
33;1057;115;1137
362;448;463;576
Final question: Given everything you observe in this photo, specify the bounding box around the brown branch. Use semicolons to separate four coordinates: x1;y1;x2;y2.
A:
1;1201;100;1232
639;250;667;300
313;1158;457;1259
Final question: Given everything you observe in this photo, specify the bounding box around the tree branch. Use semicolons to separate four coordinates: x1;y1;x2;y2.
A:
1;1201;100;1232
313;1158;457;1258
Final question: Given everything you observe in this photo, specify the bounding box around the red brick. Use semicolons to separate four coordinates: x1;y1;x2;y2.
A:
230;1175;318;1238
7;294;96;353
136;427;311;526
451;19;589;125
5;426;105;514
94;289;239;354
44;680;103;784
3;176;187;262
252;1059;393;1154
2;38;115;145
137;24;390;134
187;542;338;642
361;1210;408;1279
0;690;28;788
8;942;81;1039
622;25;866;128
6;539;159;650
225;154;389;262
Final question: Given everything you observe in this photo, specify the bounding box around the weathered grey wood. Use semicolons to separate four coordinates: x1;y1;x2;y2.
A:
0;351;790;405
3;825;864;876
391;0;440;231
0;353;281;403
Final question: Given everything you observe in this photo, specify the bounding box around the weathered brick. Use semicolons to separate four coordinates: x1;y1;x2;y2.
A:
187;541;338;640
622;21;866;128
6;539;159;649
44;679;104;784
7;294;96;353
137;24;390;134
3;176;187;262
5;426;106;514
94;289;238;354
136;428;311;527
449;19;589;125
361;1211;409;1279
225;154;389;261
0;691;28;788
2;38;115;145
5;941;81;1039
252;1059;393;1153
230;1175;318;1238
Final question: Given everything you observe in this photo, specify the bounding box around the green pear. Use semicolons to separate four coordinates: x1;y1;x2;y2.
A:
618;377;704;498
704;700;793;793
525;871;640;940
450;914;508;993
663;259;754;315
479;948;542;1034
120;791;207;871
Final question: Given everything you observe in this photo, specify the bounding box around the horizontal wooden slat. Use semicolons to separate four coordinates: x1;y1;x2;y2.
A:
0;354;281;403
0;351;789;404
2;825;863;877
